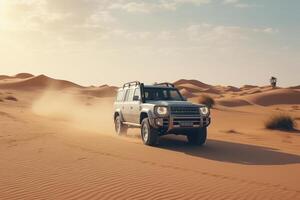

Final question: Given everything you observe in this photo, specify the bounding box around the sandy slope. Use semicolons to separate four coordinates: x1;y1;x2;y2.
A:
175;79;300;107
0;76;300;200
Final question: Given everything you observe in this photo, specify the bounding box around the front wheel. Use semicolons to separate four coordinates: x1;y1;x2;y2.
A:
141;118;158;146
187;127;207;146
114;116;127;135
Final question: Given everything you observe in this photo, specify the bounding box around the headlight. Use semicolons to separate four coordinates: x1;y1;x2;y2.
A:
199;106;209;115
155;106;168;116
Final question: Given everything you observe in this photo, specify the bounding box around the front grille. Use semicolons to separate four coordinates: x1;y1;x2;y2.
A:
170;106;200;115
173;117;201;127
171;117;210;128
163;119;169;127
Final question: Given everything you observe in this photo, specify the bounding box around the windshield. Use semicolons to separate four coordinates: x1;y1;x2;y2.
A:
143;88;183;101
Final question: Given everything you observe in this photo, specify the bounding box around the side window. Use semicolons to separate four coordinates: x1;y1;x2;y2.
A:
133;88;141;101
116;90;124;102
123;89;129;102
128;89;135;102
124;89;135;102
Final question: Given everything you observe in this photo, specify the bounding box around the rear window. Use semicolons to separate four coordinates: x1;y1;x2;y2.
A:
116;90;124;102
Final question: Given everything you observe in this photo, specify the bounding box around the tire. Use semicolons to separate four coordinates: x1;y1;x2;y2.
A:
187;127;207;146
114;116;127;135
141;118;158;146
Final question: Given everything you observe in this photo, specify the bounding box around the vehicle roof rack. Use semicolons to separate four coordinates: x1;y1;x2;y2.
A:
154;82;175;88
123;81;141;88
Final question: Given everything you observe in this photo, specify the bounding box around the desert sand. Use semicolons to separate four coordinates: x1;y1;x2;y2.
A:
0;74;300;200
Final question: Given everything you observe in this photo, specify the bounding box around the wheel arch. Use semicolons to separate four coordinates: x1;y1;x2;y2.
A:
140;112;148;124
114;109;124;122
114;112;119;119
140;108;156;127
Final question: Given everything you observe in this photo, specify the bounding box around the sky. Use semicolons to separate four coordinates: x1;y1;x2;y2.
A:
0;0;299;87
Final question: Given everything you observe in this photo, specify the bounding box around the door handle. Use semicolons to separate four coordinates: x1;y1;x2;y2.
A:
130;106;133;109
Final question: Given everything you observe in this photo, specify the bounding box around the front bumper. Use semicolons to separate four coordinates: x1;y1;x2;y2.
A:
152;115;211;132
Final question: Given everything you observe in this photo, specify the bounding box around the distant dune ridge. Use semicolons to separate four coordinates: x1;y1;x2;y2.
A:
240;85;259;90
0;74;299;106
0;73;34;80
217;99;252;107
14;73;35;79
0;74;83;90
0;75;11;80
0;73;117;98
241;89;300;106
290;85;300;89
179;88;196;98
174;79;211;89
174;79;300;107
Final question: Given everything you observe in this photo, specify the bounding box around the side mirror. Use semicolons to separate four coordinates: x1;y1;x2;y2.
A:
133;96;140;101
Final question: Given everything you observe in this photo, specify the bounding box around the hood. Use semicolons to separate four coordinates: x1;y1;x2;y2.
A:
145;100;202;107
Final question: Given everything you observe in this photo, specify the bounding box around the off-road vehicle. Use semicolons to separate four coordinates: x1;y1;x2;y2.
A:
113;81;211;146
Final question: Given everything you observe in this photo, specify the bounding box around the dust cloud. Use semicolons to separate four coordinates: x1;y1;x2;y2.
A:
32;89;115;134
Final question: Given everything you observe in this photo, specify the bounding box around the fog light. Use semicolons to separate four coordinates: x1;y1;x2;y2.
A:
155;118;163;126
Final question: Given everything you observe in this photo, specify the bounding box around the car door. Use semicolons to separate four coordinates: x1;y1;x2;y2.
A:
128;88;142;124
122;88;134;122
114;89;124;116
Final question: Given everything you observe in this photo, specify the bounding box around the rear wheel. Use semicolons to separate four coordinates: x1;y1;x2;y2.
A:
114;116;127;135
187;127;207;146
141;118;158;146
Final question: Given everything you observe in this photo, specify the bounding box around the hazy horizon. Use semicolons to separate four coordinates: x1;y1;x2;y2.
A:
0;0;299;87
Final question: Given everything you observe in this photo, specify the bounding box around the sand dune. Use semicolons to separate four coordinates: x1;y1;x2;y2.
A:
0;74;84;90
201;87;221;94
241;88;300;106
225;86;241;92
14;73;34;79
215;89;300;107
174;79;300;107
0;88;300;200
174;79;212;89
175;80;240;96
177;84;203;93
0;74;117;98
231;86;273;96
175;80;223;97
179;88;196;98
81;86;117;98
0;75;11;80
243;88;262;95
290;85;300;89
214;85;241;93
0;74;300;200
240;85;258;90
217;98;252;107
0;73;34;80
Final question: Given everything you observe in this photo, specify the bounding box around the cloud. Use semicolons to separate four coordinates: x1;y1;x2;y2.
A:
0;0;116;42
184;23;279;53
109;0;211;13
0;0;277;56
185;23;248;45
253;28;279;34
109;2;156;13
223;0;256;8
223;0;239;4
